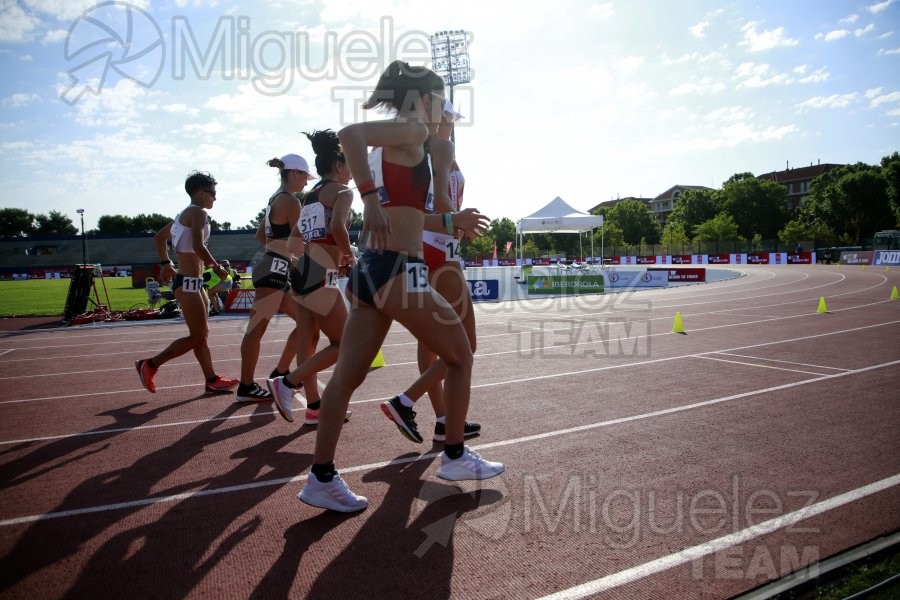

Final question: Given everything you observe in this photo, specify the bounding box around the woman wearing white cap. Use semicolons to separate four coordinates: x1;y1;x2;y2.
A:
266;129;356;426
235;154;314;402
381;98;487;444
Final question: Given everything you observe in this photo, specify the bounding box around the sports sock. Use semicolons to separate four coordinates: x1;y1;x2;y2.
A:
311;462;336;483
307;401;320;410
206;374;218;383
397;393;414;408
435;416;446;425
444;443;464;460
283;377;298;389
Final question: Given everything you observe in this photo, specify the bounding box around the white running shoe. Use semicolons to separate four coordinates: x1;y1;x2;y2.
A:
437;446;505;481
298;472;368;512
266;376;305;422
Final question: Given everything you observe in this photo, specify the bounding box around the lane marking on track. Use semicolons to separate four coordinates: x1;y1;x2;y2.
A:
693;354;829;377
1;358;897;526
714;352;852;372
1;317;898;412
0;349;13;357
533;473;900;600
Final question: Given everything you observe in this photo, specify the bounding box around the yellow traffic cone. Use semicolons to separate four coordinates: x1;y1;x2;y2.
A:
891;286;899;301
370;348;386;369
672;311;685;333
817;297;828;313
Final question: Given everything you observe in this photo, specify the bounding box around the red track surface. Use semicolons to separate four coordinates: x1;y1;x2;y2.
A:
0;264;898;599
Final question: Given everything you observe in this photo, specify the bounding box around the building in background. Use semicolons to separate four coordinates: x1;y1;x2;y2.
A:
757;162;843;213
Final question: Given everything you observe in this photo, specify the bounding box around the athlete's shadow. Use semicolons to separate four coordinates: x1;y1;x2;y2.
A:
0;401;293;595
254;446;504;599
58;422;314;599
0;397;202;489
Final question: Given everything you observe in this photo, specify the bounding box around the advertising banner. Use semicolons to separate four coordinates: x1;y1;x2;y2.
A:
788;252;816;264
648;267;707;282
840;251;874;265
874;250;900;266
604;270;669;288
467;279;500;301
527;275;605;295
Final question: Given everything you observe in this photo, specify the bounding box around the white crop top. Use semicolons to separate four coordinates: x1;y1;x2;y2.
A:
170;210;210;253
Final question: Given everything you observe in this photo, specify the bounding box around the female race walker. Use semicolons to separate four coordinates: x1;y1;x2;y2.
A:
136;171;239;394
266;130;356;424
235;155;313;402
381;98;486;444
270;60;504;512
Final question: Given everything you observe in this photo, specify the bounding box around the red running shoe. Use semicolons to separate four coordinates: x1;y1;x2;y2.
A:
135;359;158;393
205;375;239;394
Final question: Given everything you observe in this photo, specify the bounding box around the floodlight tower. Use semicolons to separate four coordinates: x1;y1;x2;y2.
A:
429;29;471;143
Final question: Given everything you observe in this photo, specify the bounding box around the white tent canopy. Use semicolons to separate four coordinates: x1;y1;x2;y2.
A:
516;196;604;234
516;197;605;267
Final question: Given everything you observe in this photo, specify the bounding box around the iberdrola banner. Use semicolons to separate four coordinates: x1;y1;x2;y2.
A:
527;275;604;295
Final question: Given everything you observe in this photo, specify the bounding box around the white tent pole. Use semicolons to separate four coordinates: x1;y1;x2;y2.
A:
591;228;594;264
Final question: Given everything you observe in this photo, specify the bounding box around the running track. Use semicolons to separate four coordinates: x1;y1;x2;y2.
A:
0;264;898;599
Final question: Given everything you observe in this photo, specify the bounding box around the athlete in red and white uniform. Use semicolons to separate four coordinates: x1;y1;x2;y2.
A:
384;99;488;443
270;61;503;513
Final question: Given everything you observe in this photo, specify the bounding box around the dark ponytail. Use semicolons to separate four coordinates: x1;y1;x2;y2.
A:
363;60;445;113
303;129;344;176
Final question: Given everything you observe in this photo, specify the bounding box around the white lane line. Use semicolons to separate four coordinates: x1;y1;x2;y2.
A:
534;473;900;600
715;352;852;372
0;349;13;357
693;355;828;377
1;358;897;526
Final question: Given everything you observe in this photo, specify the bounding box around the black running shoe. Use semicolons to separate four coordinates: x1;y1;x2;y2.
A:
236;382;273;403
434;421;481;442
380;397;423;443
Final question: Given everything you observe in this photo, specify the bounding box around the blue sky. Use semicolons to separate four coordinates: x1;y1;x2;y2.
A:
1;0;898;232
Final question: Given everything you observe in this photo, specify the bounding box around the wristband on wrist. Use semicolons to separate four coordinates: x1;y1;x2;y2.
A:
361;189;379;200
357;181;377;196
443;213;454;234
159;260;173;265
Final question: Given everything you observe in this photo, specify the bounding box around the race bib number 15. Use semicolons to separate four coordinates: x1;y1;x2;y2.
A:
406;263;430;292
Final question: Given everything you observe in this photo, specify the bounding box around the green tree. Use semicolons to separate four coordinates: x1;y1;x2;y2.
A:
778;220;836;245
593;221;625;253
33;210;78;236
798;162;893;243
488;217;517;254
693;212;742;242
0;208;35;237
131;213;172;234
97;214;134;234
608;199;661;245
461;231;495;259
660;220;691;245
720;174;788;239
879;152;900;227
667;188;720;236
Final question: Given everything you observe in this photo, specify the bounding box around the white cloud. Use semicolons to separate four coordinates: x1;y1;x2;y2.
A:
42;29;67;44
868;0;896;14
878;31;894;39
22;0;150;21
796;93;859;110
19;54;34;61
613;55;644;74
865;88;884;99
855;24;876;37
61;78;150;127
689;21;711;37
0;4;40;42
877;47;900;55
840;14;859;24
740;22;799;51
798;67;830;83
887;108;900;116
703;106;754;122
669;76;726;96
734;62;790;87
587;2;615;21
1;93;41;107
815;30;850;42
869;91;900;107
